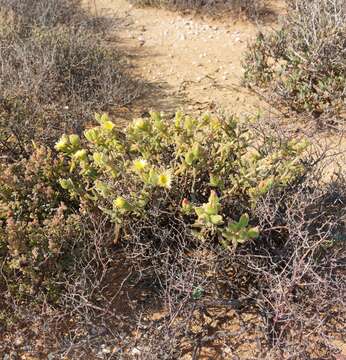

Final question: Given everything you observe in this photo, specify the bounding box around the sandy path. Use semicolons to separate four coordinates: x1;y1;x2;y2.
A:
92;0;282;118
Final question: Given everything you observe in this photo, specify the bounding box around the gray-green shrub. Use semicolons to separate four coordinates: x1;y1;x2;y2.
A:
243;0;346;124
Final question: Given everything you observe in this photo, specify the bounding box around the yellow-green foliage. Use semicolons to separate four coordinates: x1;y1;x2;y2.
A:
57;111;308;249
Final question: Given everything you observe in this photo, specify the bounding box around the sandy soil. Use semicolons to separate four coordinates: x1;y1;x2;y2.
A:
91;0;285;119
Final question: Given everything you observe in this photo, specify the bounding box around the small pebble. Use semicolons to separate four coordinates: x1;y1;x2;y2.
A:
132;347;141;356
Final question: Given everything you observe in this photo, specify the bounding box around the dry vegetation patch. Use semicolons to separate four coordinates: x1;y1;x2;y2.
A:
243;0;346;126
129;0;268;19
0;0;143;159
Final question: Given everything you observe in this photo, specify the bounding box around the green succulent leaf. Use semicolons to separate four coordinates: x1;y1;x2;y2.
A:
238;213;249;227
247;227;260;239
192;286;204;300
210;214;223;225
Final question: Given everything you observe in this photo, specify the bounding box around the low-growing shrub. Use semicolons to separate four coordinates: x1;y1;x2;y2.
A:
0;146;83;299
1;111;343;358
0;25;139;109
57;111;307;251
0;5;142;159
243;0;346;123
130;0;267;19
0;0;108;36
0;96;87;160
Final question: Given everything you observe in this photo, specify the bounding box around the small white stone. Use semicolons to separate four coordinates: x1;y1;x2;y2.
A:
132;348;141;356
14;337;24;346
102;347;111;354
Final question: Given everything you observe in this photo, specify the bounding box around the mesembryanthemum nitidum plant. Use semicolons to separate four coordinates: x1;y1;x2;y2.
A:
56;111;308;249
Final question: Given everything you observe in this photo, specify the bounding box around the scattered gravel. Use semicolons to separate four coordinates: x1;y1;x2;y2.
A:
125;15;244;45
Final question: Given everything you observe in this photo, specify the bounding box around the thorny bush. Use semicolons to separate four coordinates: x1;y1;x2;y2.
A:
120;170;346;359
0;0;116;37
0;26;138;109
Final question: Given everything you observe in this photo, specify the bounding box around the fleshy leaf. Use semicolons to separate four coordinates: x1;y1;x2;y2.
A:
239;213;249;227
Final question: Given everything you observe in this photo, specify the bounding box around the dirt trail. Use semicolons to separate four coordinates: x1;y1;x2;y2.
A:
92;0;283;118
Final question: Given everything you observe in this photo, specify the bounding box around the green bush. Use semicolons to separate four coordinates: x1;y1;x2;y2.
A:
57;111;308;249
243;0;346;122
0;146;82;299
